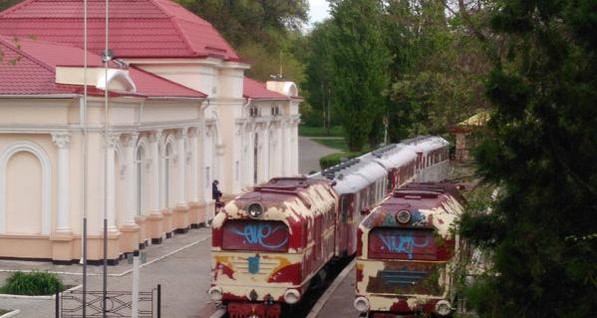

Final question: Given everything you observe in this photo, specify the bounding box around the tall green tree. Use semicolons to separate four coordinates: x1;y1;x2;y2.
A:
303;21;336;129
384;0;492;140
461;0;597;316
327;0;391;151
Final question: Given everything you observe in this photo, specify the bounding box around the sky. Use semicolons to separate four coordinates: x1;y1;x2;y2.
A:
309;0;331;26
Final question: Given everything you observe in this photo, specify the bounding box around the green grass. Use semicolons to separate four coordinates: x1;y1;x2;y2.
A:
0;309;9;315
0;271;64;296
313;138;349;151
299;125;344;137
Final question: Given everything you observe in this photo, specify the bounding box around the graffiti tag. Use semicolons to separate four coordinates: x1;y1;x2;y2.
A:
231;224;288;250
379;232;430;260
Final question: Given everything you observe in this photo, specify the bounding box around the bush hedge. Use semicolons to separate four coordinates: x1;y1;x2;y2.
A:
0;271;64;295
319;151;366;170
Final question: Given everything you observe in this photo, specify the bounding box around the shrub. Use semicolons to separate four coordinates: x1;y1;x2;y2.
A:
319;151;367;170
0;271;64;296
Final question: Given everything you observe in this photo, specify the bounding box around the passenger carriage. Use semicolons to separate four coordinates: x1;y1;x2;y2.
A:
209;177;338;317
354;182;466;318
403;136;450;183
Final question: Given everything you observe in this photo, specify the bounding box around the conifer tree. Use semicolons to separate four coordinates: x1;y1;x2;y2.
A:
462;0;597;316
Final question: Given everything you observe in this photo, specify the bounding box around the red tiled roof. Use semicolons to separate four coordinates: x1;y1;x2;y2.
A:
243;77;289;101
0;0;239;60
0;36;78;95
0;36;206;98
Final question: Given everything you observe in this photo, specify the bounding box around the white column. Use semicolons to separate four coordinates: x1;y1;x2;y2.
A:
263;124;271;182
123;133;138;225
149;131;161;212
282;119;291;176
105;133;120;231
52;132;71;233
188;128;199;202
291;119;299;175
176;128;187;206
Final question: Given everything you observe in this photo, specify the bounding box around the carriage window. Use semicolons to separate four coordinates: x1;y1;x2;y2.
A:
368;228;437;260
222;220;289;252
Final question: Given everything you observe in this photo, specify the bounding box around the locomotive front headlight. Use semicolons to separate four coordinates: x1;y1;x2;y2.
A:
435;300;452;316
283;289;301;304
208;286;223;301
353;296;370;313
396;209;411;224
247;203;264;218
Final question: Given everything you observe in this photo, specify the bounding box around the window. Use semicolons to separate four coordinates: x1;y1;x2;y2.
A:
222;220;289;252
368;228;437;260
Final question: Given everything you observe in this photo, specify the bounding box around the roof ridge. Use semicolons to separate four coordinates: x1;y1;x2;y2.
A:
0;0;35;17
0;36;56;74
129;65;207;97
144;0;197;57
145;0;174;19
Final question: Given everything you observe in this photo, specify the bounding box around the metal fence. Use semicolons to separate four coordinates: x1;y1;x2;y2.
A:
58;285;161;318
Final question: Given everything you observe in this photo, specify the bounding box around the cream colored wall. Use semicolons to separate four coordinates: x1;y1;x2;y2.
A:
0;134;58;236
0;99;72;126
5;151;43;234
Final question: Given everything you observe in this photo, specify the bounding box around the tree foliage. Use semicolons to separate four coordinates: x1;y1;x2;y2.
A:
461;0;597;316
302;21;336;128
326;0;391;151
384;0;493;141
0;0;21;11
176;0;308;82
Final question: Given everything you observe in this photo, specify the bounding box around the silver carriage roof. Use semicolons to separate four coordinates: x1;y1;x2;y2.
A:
369;143;417;170
402;136;449;154
311;155;387;195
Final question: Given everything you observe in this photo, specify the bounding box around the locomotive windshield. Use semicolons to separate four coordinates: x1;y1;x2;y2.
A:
222;220;289;252
368;228;437;260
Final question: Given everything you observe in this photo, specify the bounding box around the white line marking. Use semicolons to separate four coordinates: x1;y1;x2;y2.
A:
306;259;355;318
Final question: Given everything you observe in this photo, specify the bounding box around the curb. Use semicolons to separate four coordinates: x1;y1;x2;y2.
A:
0;284;82;300
0;309;20;318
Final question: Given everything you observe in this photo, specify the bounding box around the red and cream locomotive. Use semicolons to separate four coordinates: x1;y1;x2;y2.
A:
354;182;466;317
209;136;452;318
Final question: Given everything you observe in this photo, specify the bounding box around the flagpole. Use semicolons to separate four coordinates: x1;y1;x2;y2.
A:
103;0;110;317
82;0;88;317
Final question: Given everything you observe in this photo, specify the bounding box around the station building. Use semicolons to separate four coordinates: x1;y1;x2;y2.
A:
0;0;301;263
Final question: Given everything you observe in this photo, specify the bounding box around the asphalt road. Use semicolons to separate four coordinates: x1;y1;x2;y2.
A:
298;137;339;175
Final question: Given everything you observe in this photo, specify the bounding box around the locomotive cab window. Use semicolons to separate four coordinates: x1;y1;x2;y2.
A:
222;220;289;252
368;227;437;260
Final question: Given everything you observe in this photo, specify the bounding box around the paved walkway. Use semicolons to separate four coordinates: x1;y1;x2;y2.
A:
0;228;216;318
299;136;340;175
313;264;358;318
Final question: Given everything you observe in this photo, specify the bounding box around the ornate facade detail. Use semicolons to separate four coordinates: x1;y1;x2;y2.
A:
51;132;71;148
103;133;121;148
121;132;139;149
